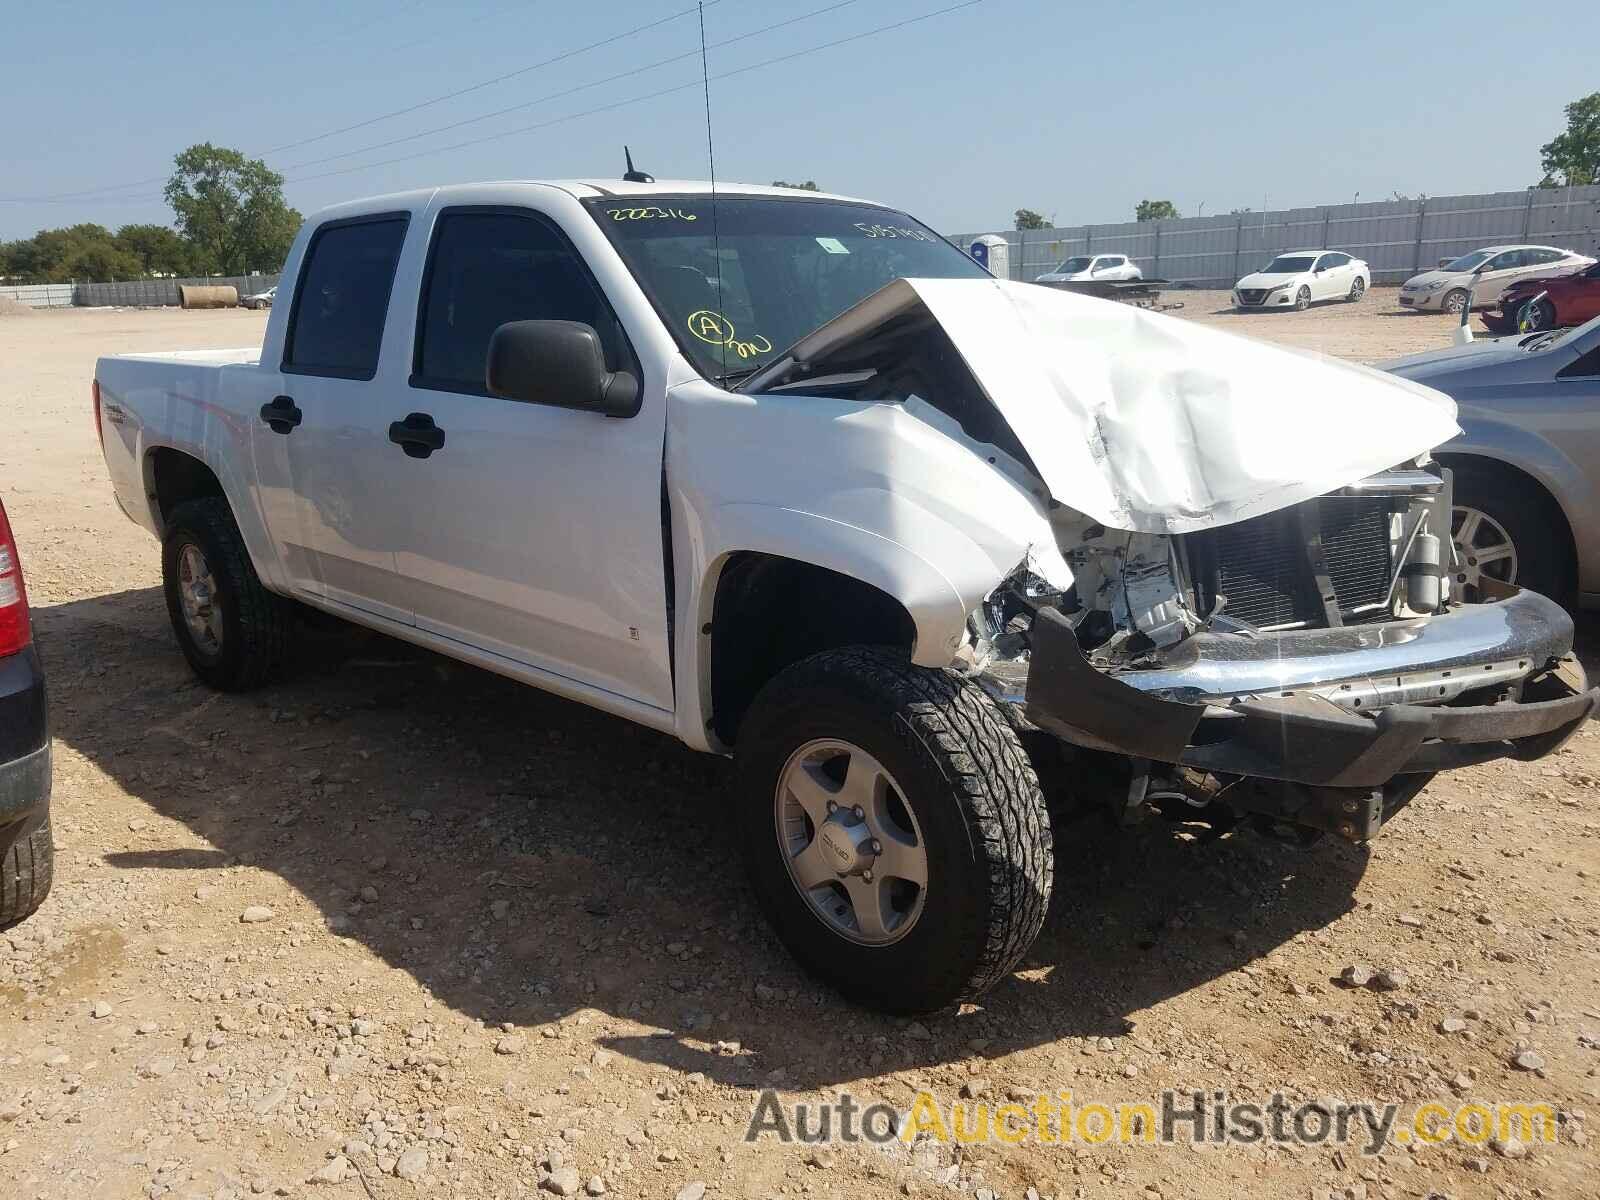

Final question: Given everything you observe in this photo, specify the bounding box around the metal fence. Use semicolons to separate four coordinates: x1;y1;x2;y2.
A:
0;273;281;308
949;185;1600;287
0;282;75;308
77;273;281;307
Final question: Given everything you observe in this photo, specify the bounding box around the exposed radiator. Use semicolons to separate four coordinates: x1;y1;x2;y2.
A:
1192;498;1395;629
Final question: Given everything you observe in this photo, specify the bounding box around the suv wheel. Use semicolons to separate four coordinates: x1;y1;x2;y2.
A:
162;497;291;691
734;647;1053;1014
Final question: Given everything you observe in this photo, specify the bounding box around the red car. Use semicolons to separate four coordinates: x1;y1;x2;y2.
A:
1482;258;1600;334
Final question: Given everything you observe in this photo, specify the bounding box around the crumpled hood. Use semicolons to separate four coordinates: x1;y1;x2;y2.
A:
747;277;1461;535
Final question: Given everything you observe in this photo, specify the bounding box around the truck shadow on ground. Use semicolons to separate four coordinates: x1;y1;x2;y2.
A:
46;585;1588;1094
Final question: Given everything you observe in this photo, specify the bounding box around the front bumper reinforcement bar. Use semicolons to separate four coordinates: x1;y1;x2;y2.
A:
1015;590;1596;789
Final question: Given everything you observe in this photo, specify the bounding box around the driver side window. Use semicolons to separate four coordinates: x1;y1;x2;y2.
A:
412;207;629;395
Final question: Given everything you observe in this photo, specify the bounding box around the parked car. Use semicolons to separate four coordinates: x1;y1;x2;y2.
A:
1035;254;1142;284
241;286;277;310
1384;314;1600;605
1232;250;1370;310
1481;259;1600;334
1398;245;1593;315
0;495;52;930
92;179;1592;1014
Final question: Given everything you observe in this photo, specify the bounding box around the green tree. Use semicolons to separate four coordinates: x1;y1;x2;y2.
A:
115;223;195;276
1538;91;1600;187
1;224;142;282
1013;208;1048;230
772;179;820;191
164;143;302;275
1135;199;1179;222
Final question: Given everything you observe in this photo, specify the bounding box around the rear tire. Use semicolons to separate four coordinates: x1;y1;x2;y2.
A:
0;806;53;930
1347;276;1366;302
734;647;1053;1013
162;497;291;691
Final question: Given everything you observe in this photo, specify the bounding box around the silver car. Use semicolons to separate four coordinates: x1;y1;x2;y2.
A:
1384;315;1600;605
1397;245;1594;315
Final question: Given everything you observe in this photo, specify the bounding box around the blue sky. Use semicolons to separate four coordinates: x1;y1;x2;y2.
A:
1;0;1594;240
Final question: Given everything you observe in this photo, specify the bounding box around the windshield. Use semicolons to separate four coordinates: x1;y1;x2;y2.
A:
1263;255;1316;274
1442;250;1493;273
1053;257;1092;274
586;196;987;381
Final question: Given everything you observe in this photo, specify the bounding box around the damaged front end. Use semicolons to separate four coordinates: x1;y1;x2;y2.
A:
744;275;1595;843
973;467;1596;842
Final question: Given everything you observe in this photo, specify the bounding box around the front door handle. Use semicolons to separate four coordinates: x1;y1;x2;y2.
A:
388;412;446;459
260;395;302;434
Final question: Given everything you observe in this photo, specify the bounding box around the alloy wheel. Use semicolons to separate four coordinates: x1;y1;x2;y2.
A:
774;738;928;946
1450;505;1518;600
177;543;224;656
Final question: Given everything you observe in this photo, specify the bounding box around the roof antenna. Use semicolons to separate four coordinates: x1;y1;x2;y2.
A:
623;146;653;184
697;0;727;380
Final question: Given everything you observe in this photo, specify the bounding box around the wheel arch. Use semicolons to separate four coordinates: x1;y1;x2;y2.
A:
702;550;922;746
145;446;225;534
140;443;287;595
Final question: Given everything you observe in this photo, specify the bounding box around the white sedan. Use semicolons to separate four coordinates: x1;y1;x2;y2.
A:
1232;250;1370;311
1036;253;1142;284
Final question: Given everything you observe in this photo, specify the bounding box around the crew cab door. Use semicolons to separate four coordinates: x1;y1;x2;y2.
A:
250;213;414;624
388;202;673;712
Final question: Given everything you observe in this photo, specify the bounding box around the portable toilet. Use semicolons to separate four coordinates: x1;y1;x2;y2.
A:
969;234;1010;279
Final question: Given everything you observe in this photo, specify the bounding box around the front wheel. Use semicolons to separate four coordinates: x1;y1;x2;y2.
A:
1518;297;1556;332
1347;276;1366;302
1441;288;1470;315
1294;285;1312;311
734;647;1053;1013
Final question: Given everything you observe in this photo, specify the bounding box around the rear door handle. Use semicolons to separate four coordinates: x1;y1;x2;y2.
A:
260;395;302;434
388;412;446;459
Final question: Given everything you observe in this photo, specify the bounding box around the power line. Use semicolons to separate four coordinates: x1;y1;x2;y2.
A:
280;1;981;187
2;1;982;208
263;0;726;156
0;2;724;204
278;0;863;174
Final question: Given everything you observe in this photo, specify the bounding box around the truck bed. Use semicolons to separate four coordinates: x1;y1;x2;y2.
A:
95;348;265;540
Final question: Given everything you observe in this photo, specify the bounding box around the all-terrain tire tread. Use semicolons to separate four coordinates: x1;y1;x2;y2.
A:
166;497;291;690
747;647;1052;1003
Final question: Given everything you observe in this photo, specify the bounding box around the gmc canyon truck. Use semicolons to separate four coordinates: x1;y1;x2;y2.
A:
95;180;1595;1014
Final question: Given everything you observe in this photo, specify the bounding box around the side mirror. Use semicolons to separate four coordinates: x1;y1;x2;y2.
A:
1438;258;1453;269
486;320;639;417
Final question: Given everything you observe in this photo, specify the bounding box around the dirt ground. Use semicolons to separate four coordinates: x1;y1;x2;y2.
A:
2;294;1597;1200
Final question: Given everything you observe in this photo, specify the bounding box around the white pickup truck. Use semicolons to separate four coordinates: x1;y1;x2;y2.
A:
95;178;1594;1014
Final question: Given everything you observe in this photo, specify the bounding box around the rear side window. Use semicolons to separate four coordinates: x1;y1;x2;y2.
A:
413;207;629;394
284;215;408;379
